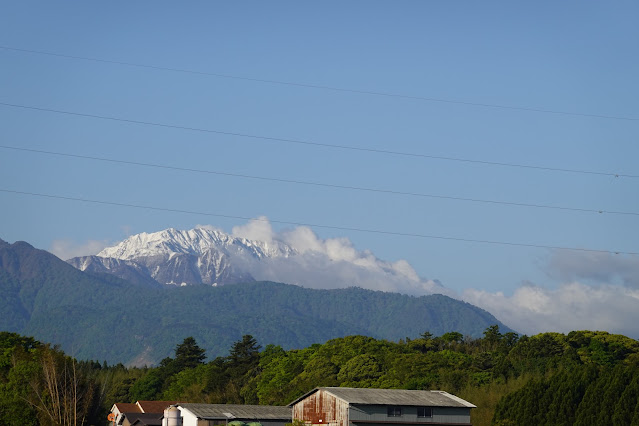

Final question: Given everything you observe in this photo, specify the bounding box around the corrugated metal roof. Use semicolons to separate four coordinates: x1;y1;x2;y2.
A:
289;388;475;408
179;403;292;420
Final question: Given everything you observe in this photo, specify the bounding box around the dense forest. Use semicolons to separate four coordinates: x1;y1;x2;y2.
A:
2;327;639;426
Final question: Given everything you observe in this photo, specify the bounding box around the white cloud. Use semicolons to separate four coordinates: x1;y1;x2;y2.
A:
231;216;274;244
50;239;110;260
279;226;323;253
227;219;454;297
463;281;639;338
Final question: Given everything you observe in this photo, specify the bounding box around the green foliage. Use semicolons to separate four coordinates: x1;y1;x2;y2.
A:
256;345;314;404
568;330;639;365
128;368;165;401
128;336;209;401
2;307;639;426
337;354;382;386
441;331;464;344
483;325;503;350
0;334;41;426
0;332;106;426
493;363;639;426
163;364;209;401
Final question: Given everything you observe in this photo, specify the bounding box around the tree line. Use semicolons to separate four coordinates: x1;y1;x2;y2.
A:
1;327;638;425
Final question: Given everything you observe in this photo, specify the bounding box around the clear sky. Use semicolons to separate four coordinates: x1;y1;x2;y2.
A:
1;2;638;336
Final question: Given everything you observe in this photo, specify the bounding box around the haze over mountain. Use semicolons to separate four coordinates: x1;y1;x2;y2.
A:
68;222;450;296
0;236;511;365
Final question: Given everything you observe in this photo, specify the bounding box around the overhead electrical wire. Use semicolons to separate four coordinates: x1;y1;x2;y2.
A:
1;45;637;122
1;102;636;179
2;48;635;257
1;144;637;217
0;188;635;256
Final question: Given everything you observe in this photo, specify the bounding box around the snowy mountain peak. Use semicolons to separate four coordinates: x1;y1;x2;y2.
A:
69;221;449;296
67;226;299;287
97;227;295;260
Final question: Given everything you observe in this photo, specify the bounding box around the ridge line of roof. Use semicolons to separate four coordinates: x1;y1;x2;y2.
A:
429;391;477;409
288;387;475;409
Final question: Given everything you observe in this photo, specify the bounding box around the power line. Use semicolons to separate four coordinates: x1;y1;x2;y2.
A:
2;45;637;122
2;144;637;217
1;188;635;255
1;102;636;179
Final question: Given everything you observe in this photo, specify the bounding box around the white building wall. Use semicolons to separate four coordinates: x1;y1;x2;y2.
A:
178;407;200;426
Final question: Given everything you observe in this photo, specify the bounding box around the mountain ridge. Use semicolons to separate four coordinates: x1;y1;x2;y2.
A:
97;227;295;259
66;226;451;296
69;227;297;286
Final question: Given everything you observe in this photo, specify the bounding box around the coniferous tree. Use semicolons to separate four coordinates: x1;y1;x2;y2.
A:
611;366;639;425
595;364;631;425
574;368;606;426
229;335;261;368
174;337;206;370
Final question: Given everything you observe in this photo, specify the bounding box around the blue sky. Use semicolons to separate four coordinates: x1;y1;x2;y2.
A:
1;2;638;336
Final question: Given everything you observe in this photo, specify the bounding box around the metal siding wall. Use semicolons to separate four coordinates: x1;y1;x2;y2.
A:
431;407;471;424
348;404;389;422
348;405;470;425
292;390;349;426
336;397;350;426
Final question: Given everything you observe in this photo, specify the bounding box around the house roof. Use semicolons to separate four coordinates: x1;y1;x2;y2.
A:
127;413;163;426
179;403;292;420
113;402;141;414
289;387;476;409
137;401;182;413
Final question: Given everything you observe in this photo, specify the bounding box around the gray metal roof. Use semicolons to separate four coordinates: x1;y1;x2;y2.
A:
127;413;163;426
289;387;476;409
179;403;292;420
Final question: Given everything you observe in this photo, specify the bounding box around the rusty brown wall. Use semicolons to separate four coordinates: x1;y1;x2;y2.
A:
292;390;349;426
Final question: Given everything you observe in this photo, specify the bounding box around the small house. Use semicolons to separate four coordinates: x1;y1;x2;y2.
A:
110;401;182;426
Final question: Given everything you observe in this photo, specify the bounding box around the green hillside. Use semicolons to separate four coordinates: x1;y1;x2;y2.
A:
0;238;512;365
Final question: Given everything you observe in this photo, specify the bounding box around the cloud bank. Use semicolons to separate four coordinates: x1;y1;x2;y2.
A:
463;282;639;338
463;251;639;338
223;217;452;296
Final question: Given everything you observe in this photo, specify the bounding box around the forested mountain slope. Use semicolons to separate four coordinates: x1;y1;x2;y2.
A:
0;238;511;365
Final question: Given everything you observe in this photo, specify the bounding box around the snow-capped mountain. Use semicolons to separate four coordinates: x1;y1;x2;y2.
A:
67;222;450;296
68;227;296;287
